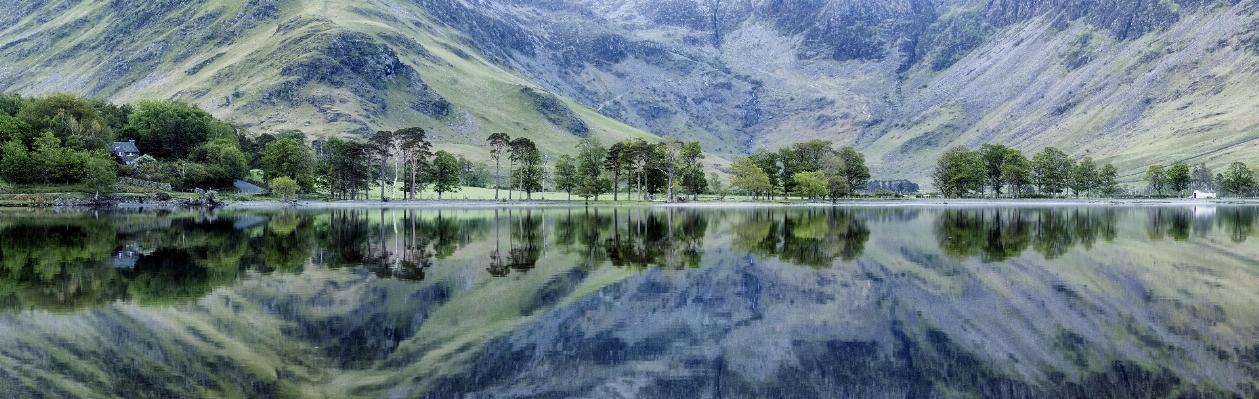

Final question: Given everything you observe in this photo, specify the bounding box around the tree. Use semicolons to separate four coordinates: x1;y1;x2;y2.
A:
680;141;706;201
1146;164;1167;197
624;138;656;201
1031;147;1071;197
979;144;1014;197
1191;163;1215;191
1222;162;1254;197
193;138;249;187
369;130;396;200
0;139;31;184
659;136;685;202
262;138;315;191
838;146;871;197
1168;163;1191;196
127;100;232;159
575;138;609;202
430;150;462;199
605;141;630;201
708;172;729;200
82;156;117;199
1000;151;1031;198
397;127;432;200
792;171;827;200
731;156;771;198
0;114;35;147
315;138;370;200
748;149;780;198
1069;157;1098;198
554;154;578;201
1098;163;1121;197
509;138;544;199
16;93;113;150
270;176;299;201
486;133;510;200
821;154;850;203
932;146;984;198
777;146;798;199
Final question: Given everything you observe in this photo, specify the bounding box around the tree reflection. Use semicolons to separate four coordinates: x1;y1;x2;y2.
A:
603;208;707;270
487;208;545;276
0;213;263;311
732;208;869;267
1217;207;1257;243
935;208;1118;262
554;208;610;270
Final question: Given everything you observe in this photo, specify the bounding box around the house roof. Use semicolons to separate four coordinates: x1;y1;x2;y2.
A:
112;141;140;153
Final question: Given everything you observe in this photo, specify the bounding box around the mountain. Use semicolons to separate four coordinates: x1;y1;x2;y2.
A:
3;0;1259;183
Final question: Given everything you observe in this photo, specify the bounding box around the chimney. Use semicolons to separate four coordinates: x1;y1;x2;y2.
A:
129;139;135;144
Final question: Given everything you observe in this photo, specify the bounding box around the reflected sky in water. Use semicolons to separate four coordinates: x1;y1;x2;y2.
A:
0;205;1256;398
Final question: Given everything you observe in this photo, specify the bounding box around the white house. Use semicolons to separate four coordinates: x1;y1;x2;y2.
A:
1191;190;1216;199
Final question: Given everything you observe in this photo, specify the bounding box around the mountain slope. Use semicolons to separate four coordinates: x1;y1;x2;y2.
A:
3;0;1259;184
415;0;1259;183
0;0;658;161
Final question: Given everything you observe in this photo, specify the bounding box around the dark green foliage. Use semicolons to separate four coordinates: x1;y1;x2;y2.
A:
554;154;578;200
932;146;985;198
1222;162;1255;197
429;150;461;199
128;100;232;159
838;146;870;197
1146;164;1168;196
457;155;491;188
574;138;609;202
317;137;371;200
0;114;35;147
1098;163;1121;197
1032;147;1072;197
16;93;113;150
509;137;545;199
0;93;24;116
262;138;315;191
1000;151;1032;197
1168;163;1191;196
1069;157;1099;197
979;144;1015;196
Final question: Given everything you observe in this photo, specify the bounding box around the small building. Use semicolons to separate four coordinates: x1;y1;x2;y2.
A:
112;139;142;165
1191;190;1216;199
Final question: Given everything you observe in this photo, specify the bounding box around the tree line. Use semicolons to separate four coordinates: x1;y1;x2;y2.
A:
726;140;871;202
547;135;706;203
0;92;495;200
932;143;1257;198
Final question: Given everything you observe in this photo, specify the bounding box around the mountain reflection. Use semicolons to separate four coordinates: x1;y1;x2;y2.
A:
2;206;1259;398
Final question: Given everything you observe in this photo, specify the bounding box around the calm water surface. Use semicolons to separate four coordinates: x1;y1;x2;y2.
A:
0;205;1257;398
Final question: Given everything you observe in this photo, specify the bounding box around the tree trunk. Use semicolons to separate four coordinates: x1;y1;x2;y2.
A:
494;159;501;200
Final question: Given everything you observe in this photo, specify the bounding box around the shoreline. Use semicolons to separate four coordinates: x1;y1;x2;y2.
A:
222;197;1258;209
5;197;1257;211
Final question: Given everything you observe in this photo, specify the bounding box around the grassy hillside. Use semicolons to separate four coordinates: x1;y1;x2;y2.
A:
0;0;658;163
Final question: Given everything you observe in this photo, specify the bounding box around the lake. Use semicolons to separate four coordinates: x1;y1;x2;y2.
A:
0;205;1256;398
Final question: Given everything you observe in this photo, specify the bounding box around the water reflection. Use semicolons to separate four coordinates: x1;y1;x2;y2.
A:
732;208;870;267
1;206;1258;398
935;208;1119;261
